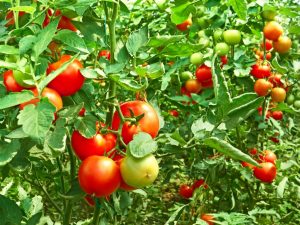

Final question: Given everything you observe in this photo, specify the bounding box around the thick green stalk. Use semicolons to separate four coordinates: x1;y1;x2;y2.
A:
56;157;66;209
92;200;101;225
63;201;73;225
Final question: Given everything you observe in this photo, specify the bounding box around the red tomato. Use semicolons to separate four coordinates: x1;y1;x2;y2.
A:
257;106;271;119
254;79;273;96
259;52;272;60
43;9;77;31
185;79;202;93
261;39;273;51
19;87;63;111
220;55;228;66
169;109;179;117
241;161;255;169
3;70;24;92
272;111;283;120
98;50;111;60
270;137;280;143
179;184;194;198
111;101;160;144
176;18;192;31
250;63;271;79
192;179;208;189
196;65;212;82
84;195;95;207
249;148;258;155
268;74;284;88
253;162;276;183
78;156;121;197
201;214;215;225
5;11;26;26
263;21;283;41
47;55;85;96
259;150;277;165
201;79;213;88
78;107;86;116
71;129;116;161
271;87;286;102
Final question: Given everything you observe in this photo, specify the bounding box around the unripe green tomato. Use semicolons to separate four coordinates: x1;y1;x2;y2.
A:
198;30;206;38
199;37;210;48
13;65;34;88
294;100;300;109
215;42;229;56
197;17;209;29
223;30;241;45
286;94;295;105
295;92;300;100
180;71;193;82
190;52;203;65
261;10;277;21
213;29;223;42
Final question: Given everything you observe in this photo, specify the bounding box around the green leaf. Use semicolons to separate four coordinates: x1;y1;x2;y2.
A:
169;129;187;146
128;132;158;158
147;62;165;79
0;60;18;70
75;115;98;138
191;118;215;133
80;68;100;79
54;30;89;53
0;45;19;55
17;101;56;139
170;2;194;24
271;57;288;74
59;179;85;200
33;18;60;60
148;35;185;48
110;74;148;92
0;139;20;166
58;103;84;118
0;195;23;225
9;6;35;14
47;118;67;153
115;40;129;64
6;127;29;139
277;177;288;198
104;63;125;74
21;195;43;218
204;137;260;167
165;204;187;225
126;26;148;56
161;43;206;57
9;139;34;172
227;0;247;20
27;212;43;225
19;35;36;55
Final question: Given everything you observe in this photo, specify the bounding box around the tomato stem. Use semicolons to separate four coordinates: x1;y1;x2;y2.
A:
63;201;73;225
92;198;102;224
56;157;66;209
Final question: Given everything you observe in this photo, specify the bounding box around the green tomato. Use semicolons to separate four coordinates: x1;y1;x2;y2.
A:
180;71;193;82
120;154;159;188
213;29;223;42
199;37;210;48
13;65;34;88
198;30;206;38
197;17;209;29
293;100;300;109
190;52;204;65
215;42;229;56
261;10;277;21
286;94;295;105
295;92;300;100
223;30;241;45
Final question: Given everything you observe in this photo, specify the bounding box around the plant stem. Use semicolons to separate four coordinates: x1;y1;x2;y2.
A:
56;157;66;209
236;126;242;150
92;199;101;225
231;45;235;60
63;201;73;225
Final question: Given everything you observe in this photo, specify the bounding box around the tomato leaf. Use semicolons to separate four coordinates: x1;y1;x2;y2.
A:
165;204;187;225
227;0;247;20
9;6;35;14
170;2;195;24
0;91;35;110
126;26;148;56
75;115;98;139
27;212;43;225
0;195;23;225
59;179;85;200
161;43;206;57
6;128;29;139
148;35;185;48
0;45;19;55
271;57;288;74
110;74;148;91
17;101;56;139
19;35;36;55
47;118;67;154
147;62;165;79
0;139;20;166
9;139;34;172
277;177;288;198
128;132;158;158
204;137;260;167
0;60;18;70
57;103;84;119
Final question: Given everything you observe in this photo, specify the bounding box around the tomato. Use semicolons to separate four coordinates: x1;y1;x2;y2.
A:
271;111;283;120
263;21;283;41
98;50;111;60
112;101;159;144
241;161;255;169
293;100;300;109
120;154;159;188
78;107;86;116
273;36;292;54
185;79;202;94
223;30;241;45
261;10;277;21
5;11;26;26
3;70;24;92
271;87;286;102
198;37;210;48
201;79;213;89
249;148;258;155
19;87;63;111
197;17;210;29
296;92;300;100
286;94;295;105
169;109;179;117
268;74;284;88
114;156;135;191
192;179;208;189
253;162;276;183
84;195;95;207
179;184;194;199
48;41;62;58
180;71;193;82
71;129;117;161
270;137;280;143
13;65;35;88
250;63;271;79
78;156;121;197
259;150;277;165
261;39;273;51
196;65;212;82
215;42;229;56
47;55;85;96
213;29;223;42
176;18;192;31
254;79;273;96
201;214;215;225
190;52;203;65
258;52;272;60
257;106;271;119
220;55;228;66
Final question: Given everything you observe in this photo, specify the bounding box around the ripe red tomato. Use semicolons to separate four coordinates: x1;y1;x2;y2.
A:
196;65;212;82
176;18;192;31
268;74;284;88
201;79;213;89
47;55;85;96
258;52;272;61
254;79;273;96
261;39;273;51
273;36;292;54
179;184;194;198
241;161;255;169
5;11;26;26
71;129;117;161
78;156;121;197
185;79;202;93
249;148;258;155
250;63;271;79
259;150;277;165
253;162;276;183
271;87;286;102
263;21;283;41
84;195;95;207
169;109;179;117
257;106;271;119
272;111;283;120
43;9;77;31
192;179;208;189
19;87;63;111
201;214;215;225
3;70;24;92
98;50;111;60
112;101;159;144
220;55;228;66
78;107;86;116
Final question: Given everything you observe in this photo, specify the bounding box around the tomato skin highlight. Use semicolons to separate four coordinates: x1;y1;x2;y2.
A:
78;156;121;197
179;184;194;198
253;162;276;183
3;70;24;92
47;55;85;96
112;101;160;144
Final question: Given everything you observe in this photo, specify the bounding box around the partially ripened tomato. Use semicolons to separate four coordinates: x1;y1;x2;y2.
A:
47;55;85;96
254;79;273;96
263;21;283;41
271;87;286;102
19;87;63;111
253;162;276;183
241;161;255;169
43;9;77;31
273;36;292;54
249;148;258;155
3;70;24;92
259;150;277;165
169;109;179;117
176;18;192;31
71;129;117;161
78;156;121;197
185;79;202;93
179;184;194;199
112;101;159;144
201;214;215;225
114;156;136;191
196;65;212;82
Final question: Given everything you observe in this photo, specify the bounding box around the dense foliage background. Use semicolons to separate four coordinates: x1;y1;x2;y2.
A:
0;0;299;224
